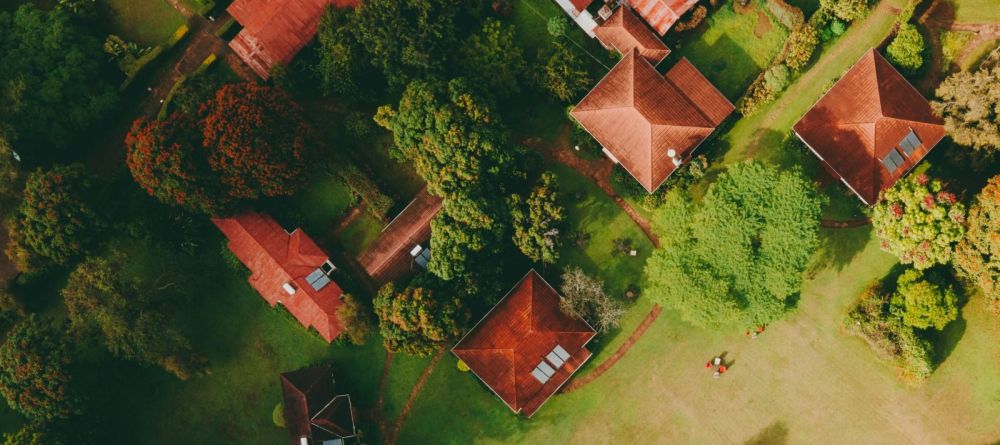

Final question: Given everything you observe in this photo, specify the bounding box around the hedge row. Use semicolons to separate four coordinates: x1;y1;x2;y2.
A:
333;162;394;219
119;24;190;91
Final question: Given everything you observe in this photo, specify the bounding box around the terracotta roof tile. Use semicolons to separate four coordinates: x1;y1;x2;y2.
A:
571;50;733;192
213;212;345;342
793;49;945;205
595;7;670;65
624;0;699;35
227;0;358;79
357;189;442;285
452;271;596;417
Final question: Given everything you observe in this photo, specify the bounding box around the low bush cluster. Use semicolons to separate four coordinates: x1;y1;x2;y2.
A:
886;23;926;74
673;6;708;32
333;162;394;219
766;0;805;28
845;283;935;380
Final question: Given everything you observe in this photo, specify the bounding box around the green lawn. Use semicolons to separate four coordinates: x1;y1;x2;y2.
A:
275;172;357;236
670;2;789;99
946;0;1000;23
335;213;384;256
99;0;186;47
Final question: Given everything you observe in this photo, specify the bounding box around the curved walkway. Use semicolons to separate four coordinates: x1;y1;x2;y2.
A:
562;304;662;393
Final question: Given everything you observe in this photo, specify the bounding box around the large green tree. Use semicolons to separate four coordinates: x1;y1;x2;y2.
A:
373;282;466;355
458;19;527;100
871;174;965;270
954;175;1000;314
6;164;103;273
62;255;207;380
540;43;592;102
891;268;959;330
0;315;78;422
931;66;1000;151
0;5;118;163
645;161;824;326
429;196;507;281
509;172;565;264
315;7;377;99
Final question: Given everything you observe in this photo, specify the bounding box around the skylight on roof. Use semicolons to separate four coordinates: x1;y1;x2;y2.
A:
306;266;332;291
881;149;905;174
899;129;921;155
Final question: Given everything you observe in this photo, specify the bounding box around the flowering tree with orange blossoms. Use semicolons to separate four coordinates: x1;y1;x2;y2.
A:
200;82;315;202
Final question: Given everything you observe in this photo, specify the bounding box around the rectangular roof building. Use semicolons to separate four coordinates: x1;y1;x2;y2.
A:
793;49;945;205
214;212;345;342
280;365;358;445
227;0;358;79
357;189;442;285
571;49;733;192
452;270;597;417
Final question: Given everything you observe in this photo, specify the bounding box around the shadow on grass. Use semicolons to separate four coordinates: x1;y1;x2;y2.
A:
809;226;872;274
926;267;971;367
742;420;790;445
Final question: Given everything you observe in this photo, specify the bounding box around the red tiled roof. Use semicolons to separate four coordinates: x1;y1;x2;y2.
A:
280;365;357;445
793;49;945;205
357;189;442;285
452;270;596;417
570;0;592;12
227;0;358;79
571;49;734;192
595;6;670;65
213;212;345;342
624;0;698;35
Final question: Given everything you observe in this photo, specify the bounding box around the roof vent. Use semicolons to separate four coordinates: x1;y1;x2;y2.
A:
667;148;677;158
283;282;297;295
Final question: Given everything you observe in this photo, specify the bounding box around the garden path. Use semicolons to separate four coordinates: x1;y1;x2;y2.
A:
561;304;662;393
385;349;446;445
918;0;1000;91
372;350;395;442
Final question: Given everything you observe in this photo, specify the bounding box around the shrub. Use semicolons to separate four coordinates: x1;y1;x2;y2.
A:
335;294;376;346
764;64;791;92
830;19;846;35
886;24;925;73
547;16;568;37
739;77;779;116
784;25;819;70
871;174;965;269
891;269;959;330
0;316;79;422
767;0;805;28
334;162;394;219
509;172;565;264
272;402;285;428
457;359;470;372
820;0;868;22
673;5;708;32
845;283;934;380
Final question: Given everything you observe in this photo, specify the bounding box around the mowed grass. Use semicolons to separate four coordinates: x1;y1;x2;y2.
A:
99;0;186;47
946;0;1000;23
335;213;383;256
670;2;788;99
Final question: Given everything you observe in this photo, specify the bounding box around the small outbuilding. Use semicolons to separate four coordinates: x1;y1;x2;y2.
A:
452;270;597;417
214;212;345;342
357;189;442;285
280;365;358;445
793;49;946;205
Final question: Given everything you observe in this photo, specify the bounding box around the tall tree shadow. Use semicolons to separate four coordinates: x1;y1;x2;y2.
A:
743;421;789;445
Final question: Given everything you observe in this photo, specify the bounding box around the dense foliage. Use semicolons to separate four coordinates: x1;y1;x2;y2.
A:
954;176;1000;314
871;175;965;270
819;0;868;22
783;25;819;70
6;164;103;273
931;66;1000;151
335;294;376;346
764;64;791;92
509;172;565;264
125;114;221;214
891;269;958;330
0;5;118;163
845;283;934;380
0;316;78;422
0;145;24;216
645;161;824;326
373;282;466;355
316;7;375;99
62;255;207;380
559;267;624;333
429;197;507;282
540;43;592;103
886;24;925;73
458;19;526;100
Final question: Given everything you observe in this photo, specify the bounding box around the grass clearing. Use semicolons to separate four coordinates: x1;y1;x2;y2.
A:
941;30;976;72
670;2;789;99
99;0;186;47
335;213;383;256
946;0;1000;23
961;39;999;71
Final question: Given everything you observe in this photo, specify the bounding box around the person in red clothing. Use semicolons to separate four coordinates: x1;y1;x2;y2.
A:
705;361;712;369
719;365;728;374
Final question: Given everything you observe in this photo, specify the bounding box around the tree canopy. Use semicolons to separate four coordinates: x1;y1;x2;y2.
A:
954;175;1000;314
645;161;824;326
6;164;104;273
0;5;118;163
62;255;207;380
559;267;624;333
373;281;467;355
315;7;377;99
0;315;78;422
871;174;965;270
540;43;592;103
885;24;925;74
931;66;1000;151
509;172;565;264
458;19;527;101
891;268;959;330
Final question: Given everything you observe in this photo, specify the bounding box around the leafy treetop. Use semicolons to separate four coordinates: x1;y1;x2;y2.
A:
871;174;965;270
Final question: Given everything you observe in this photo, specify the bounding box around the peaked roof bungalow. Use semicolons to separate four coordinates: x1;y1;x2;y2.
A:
357;189;442;285
571;48;734;192
452;270;597;417
793;49;946;205
595;6;670;65
280;365;358;445
214;212;345;342
227;0;358;79
624;0;699;35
